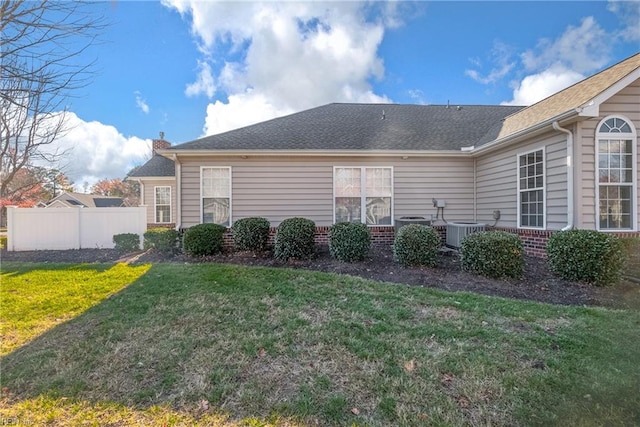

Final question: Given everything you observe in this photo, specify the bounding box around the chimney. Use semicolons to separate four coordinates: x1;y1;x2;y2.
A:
152;131;171;154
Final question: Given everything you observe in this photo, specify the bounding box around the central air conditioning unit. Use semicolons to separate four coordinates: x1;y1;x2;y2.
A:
446;222;486;248
394;216;431;234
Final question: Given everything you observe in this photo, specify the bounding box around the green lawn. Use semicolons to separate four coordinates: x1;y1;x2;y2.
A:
1;262;639;426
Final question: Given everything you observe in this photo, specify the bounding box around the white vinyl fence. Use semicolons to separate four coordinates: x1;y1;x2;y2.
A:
6;206;147;251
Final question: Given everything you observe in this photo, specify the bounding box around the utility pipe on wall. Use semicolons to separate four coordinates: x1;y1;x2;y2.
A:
173;154;182;230
553;121;574;231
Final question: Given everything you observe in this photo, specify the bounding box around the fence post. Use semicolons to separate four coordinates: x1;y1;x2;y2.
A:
7;206;16;251
76;208;82;249
138;207;147;249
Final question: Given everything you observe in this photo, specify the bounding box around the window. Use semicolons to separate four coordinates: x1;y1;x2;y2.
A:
597;116;636;230
334;167;392;225
518;149;545;228
154;186;171;223
201;167;231;226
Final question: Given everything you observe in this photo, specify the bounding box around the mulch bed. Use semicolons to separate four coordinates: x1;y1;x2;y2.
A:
2;245;637;309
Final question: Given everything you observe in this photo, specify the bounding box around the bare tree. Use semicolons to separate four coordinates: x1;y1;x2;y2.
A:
0;1;106;204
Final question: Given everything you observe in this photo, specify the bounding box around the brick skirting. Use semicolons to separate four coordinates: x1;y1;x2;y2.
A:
193;224;639;259
488;227;640;258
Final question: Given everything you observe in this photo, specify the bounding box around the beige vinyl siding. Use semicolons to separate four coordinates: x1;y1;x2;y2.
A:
140;179;176;225
576;78;640;230
179;156;475;228
476;131;568;229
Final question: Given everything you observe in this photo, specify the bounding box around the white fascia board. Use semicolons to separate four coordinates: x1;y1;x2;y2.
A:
578;67;640;117
471;110;578;156
162;149;468;158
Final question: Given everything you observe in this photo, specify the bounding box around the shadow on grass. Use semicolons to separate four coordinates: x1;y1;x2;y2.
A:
0;263;317;425
2;262;640;426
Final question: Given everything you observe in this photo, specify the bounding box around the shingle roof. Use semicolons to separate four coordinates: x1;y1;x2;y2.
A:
172;104;524;152
47;192;125;208
498;52;640;139
128;154;175;177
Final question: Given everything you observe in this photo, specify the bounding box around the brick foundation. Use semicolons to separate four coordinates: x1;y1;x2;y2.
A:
487;227;552;257
487;227;640;258
195;224;639;259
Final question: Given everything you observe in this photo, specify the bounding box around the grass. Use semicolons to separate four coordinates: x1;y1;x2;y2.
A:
1;263;151;356
1;262;639;426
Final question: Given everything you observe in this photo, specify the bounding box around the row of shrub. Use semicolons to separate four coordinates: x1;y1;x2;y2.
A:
113;228;180;253
114;222;628;287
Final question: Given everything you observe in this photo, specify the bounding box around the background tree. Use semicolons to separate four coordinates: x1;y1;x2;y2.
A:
0;166;74;225
91;178;140;207
40;168;74;199
0;1;106;217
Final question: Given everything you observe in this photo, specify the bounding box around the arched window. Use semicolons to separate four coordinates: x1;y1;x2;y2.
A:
596;116;637;230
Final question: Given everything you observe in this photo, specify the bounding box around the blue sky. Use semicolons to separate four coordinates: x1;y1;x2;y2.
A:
50;1;639;188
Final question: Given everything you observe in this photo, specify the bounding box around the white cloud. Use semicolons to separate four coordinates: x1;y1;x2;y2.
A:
502;66;584;106
407;89;427;105
42;112;151;188
163;1;394;135
521;17;610;74
134;91;150;114
185;60;216;98
203;91;293;135
502;16;611;105
607;0;640;42
465;41;516;85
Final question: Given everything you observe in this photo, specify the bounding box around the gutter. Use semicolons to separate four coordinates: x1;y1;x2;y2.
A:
472;110;577;156
552;121;574;231
156;149;467;158
173;154;182;230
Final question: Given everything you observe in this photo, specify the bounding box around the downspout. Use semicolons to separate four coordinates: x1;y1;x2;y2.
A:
173;154;181;230
473;158;477;222
552;121;574;231
139;180;145;206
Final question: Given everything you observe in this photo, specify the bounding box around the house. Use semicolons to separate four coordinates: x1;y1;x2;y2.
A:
45;192;126;208
127;137;176;227
132;53;640;256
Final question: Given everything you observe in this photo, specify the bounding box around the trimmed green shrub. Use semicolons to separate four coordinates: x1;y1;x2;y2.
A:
329;222;371;262
113;233;140;252
546;230;626;286
621;237;640;280
274;217;316;261
393;224;440;267
183;223;227;257
143;227;179;253
232;217;271;252
460;231;524;279
0;235;6;249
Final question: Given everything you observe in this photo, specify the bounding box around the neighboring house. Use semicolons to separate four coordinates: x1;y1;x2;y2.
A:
133;53;640;255
127;137;176;227
45;192;126;208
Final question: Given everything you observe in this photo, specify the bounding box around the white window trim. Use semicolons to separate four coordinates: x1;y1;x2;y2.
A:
595;115;637;232
516;147;546;229
200;166;232;226
154;186;171;224
332;166;394;226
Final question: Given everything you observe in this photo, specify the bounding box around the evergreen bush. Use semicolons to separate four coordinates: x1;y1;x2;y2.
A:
182;223;227;257
393;224;440;267
460;231;524;279
546;229;626;286
232;217;270;252
329;222;371;262
113;233;140;252
143;227;179;253
274;217;316;261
